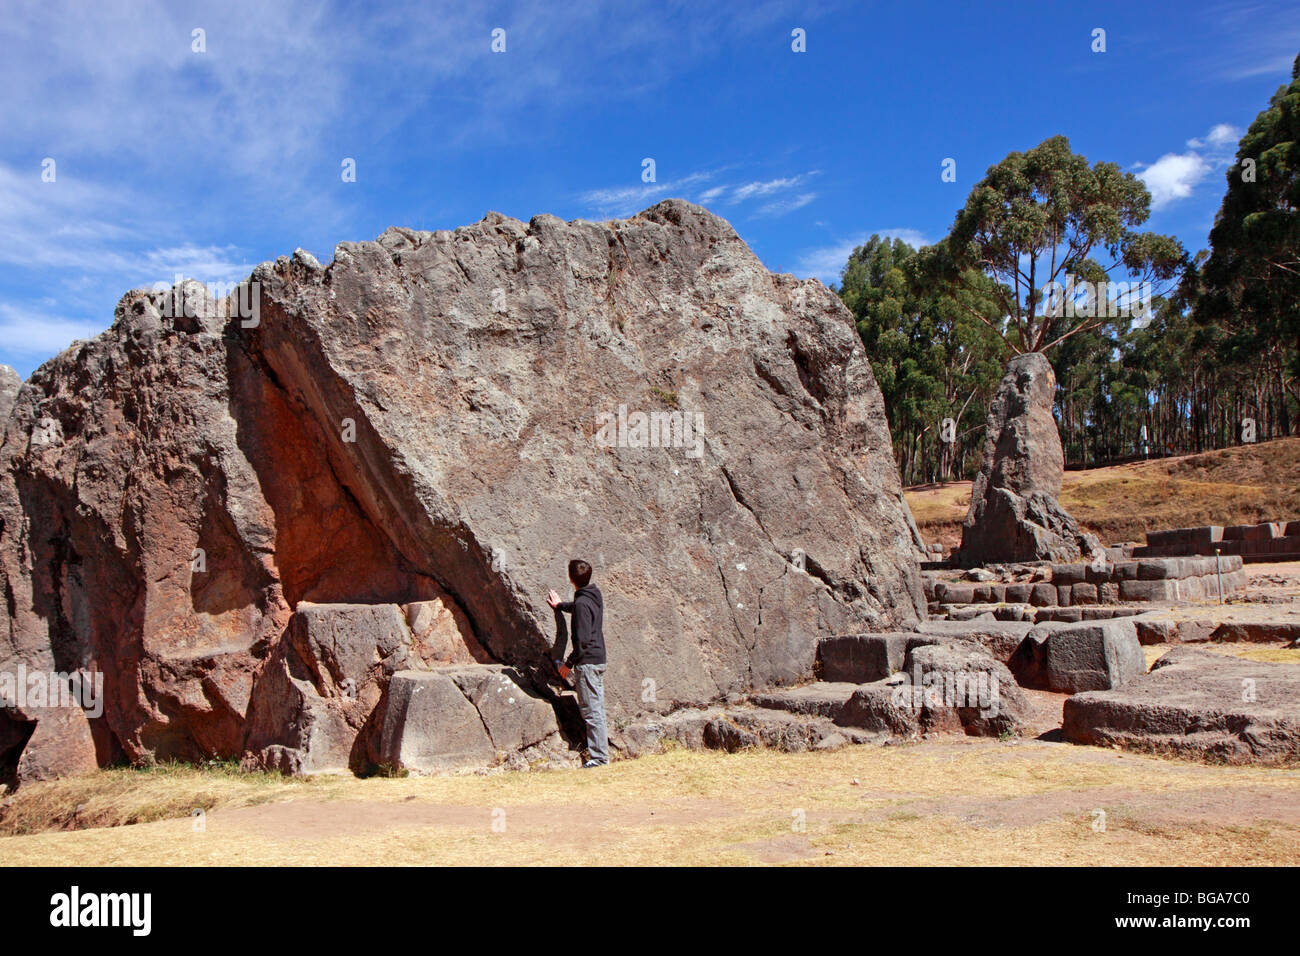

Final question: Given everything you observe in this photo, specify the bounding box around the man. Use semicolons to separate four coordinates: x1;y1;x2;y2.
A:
548;559;608;768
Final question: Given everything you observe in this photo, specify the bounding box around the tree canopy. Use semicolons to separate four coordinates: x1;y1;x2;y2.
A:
836;126;1297;486
921;135;1185;354
837;235;1007;484
1192;52;1300;434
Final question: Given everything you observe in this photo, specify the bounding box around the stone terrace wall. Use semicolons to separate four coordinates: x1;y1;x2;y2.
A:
1135;521;1300;562
926;555;1247;609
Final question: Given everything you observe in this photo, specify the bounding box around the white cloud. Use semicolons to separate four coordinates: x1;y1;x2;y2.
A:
1136;121;1248;211
1205;13;1300;82
0;159;259;366
0;162;253;286
1136;152;1213;209
794;229;934;284
0;304;103;359
0;1;800;208
1187;123;1242;150
133;245;258;289
587;170;822;218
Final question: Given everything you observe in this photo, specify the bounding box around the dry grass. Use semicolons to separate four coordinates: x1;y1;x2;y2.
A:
3;741;1297;866
907;437;1300;549
1194;642;1300;664
0;760;348;837
1142;639;1300;670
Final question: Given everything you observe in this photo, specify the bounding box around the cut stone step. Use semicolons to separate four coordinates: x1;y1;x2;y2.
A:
817;633;916;682
614;704;881;756
912;619;1033;663
750;682;862;720
705;706;880;752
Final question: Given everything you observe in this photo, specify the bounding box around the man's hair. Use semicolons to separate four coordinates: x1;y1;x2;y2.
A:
568;559;592;589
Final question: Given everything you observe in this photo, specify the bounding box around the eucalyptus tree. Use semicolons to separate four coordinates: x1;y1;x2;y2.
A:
921;135;1185;356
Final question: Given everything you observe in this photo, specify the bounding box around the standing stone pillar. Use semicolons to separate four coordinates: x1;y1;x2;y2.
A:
959;352;1099;566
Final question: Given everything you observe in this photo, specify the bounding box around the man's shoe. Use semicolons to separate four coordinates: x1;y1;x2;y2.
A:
582;760;606;769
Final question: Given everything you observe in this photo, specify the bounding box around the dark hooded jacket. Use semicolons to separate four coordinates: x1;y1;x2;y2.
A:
552;584;606;667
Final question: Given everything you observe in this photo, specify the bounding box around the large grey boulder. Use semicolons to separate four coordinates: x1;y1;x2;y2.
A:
0;200;926;782
242;200;926;717
1008;619;1144;693
1063;647;1300;765
959;353;1099;565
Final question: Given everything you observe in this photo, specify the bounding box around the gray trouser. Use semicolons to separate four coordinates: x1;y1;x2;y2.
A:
574;663;609;764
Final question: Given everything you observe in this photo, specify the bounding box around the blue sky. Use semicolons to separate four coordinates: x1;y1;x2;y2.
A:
1;0;1297;377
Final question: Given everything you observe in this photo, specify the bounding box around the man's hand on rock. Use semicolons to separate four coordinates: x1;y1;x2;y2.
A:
547;588;562;608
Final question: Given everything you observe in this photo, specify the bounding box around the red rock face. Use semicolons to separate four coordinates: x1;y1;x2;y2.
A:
0;200;926;781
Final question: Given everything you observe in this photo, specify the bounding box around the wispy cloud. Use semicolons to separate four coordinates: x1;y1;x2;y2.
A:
0;159;257;370
1197;2;1300;81
576;168;822;219
699;172;821;215
729;176;814;203
756;192;817;217
0;304;103;360
0;162;254;287
579;169;822;220
576;171;721;219
0;0;818;375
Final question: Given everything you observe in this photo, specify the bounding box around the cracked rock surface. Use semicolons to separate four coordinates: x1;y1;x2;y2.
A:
0;200;924;781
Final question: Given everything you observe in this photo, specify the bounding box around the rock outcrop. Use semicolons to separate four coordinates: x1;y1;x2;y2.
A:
366;666;569;774
0;200;926;781
959;353;1098;566
1062;646;1300;764
0;365;19;424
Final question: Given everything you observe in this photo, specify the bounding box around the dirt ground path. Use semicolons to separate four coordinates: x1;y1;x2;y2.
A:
5;738;1298;866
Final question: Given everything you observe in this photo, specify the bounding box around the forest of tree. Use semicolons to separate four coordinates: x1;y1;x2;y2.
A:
838;58;1300;487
